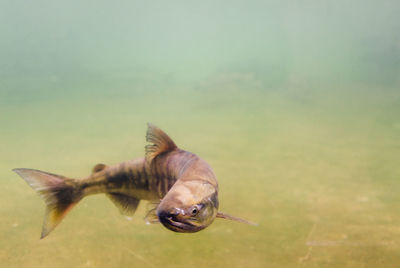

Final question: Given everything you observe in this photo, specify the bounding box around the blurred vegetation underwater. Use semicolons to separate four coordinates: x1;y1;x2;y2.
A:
1;0;400;267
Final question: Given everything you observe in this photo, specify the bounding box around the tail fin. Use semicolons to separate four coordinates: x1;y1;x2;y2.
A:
13;168;82;239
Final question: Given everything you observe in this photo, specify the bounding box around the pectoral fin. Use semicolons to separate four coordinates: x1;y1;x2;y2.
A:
144;201;160;224
107;193;140;216
216;212;258;226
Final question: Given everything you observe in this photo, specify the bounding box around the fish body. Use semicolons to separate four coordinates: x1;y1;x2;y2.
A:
13;123;253;238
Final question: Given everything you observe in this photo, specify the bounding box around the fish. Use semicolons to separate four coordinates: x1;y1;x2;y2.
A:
13;123;255;238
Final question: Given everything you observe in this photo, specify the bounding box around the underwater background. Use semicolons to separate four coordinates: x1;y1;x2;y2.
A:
1;1;400;267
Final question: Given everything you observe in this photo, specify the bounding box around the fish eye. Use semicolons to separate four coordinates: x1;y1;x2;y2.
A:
191;205;200;216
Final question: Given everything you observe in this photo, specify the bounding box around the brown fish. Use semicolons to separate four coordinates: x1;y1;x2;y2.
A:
13;123;255;238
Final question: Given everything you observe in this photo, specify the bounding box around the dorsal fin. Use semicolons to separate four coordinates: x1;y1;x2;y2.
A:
145;123;177;162
92;163;107;174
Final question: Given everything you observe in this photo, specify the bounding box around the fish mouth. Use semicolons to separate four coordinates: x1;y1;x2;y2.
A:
158;211;204;233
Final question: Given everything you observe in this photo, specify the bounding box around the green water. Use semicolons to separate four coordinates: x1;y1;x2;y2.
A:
1;1;400;267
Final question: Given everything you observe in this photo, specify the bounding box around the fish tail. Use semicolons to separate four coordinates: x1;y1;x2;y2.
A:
13;168;83;239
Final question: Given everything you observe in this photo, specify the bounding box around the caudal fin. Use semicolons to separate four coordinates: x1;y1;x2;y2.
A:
13;168;82;239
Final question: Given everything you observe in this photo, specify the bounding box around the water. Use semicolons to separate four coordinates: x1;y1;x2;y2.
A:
1;1;400;267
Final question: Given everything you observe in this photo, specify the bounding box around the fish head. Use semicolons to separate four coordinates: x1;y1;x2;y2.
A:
156;181;218;233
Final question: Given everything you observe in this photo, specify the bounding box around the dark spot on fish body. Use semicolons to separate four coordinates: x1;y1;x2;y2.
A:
163;175;169;196
105;170;128;190
134;168;142;186
164;156;176;187
159;174;167;197
142;165;150;192
80;182;89;191
160;157;175;192
126;168;138;188
110;171;141;194
164;155;172;177
153;161;164;197
154;155;178;197
132;169;147;190
167;178;175;191
148;159;161;195
150;158;160;180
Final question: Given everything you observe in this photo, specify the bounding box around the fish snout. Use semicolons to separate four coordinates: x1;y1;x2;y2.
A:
157;208;180;220
157;208;195;232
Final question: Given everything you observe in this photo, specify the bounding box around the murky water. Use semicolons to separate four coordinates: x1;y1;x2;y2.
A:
1;1;400;267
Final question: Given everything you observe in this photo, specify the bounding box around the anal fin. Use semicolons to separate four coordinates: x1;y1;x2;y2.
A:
107;193;140;216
